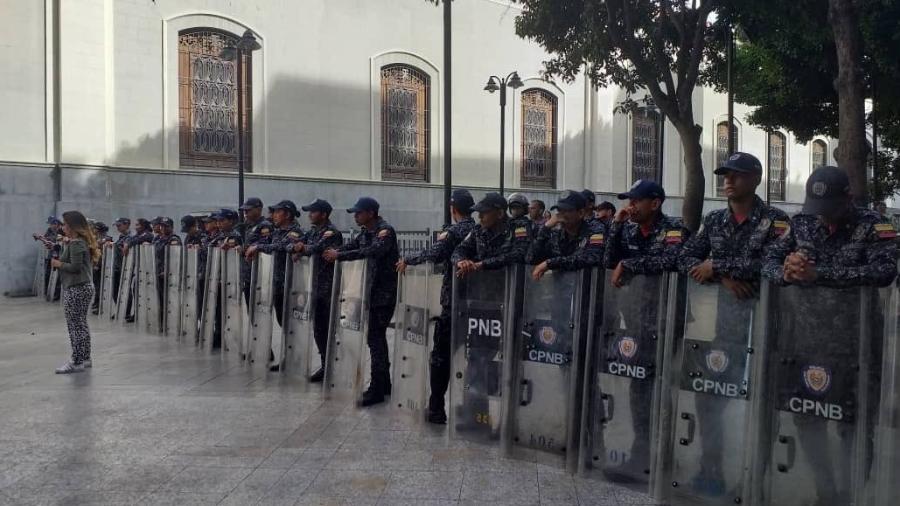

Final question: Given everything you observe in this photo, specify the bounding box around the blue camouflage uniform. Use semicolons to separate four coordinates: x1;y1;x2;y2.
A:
604;213;686;274
406;217;477;307
297;221;344;365
526;219;606;270
241;217;273;299
256;221;304;325
450;218;530;269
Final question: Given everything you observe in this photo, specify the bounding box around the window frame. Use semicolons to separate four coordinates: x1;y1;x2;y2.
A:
715;121;739;197
519;88;558;189
379;64;431;182
767;131;787;202
811;139;828;170
630;107;664;184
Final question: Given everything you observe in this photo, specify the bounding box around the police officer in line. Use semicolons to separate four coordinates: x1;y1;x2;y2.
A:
245;200;304;333
677;151;790;492
605;180;685;285
526;190;606;278
201;215;219;246
238;198;273;302
507;193;532;238
453;192;531;277
323;197;399;407
581;189;599;225
761;167;898;503
212;209;242;249
181;216;205;248
111;218;131;305
396;189;477;423
595;201;616;228
126;218;154;252
152;218;181;323
33;217;63;299
181;215;206;326
90;221;113;314
291;199;343;383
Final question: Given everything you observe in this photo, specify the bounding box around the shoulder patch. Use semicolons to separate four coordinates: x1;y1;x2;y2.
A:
437;231;449;241
323;230;334;238
664;230;683;244
378;229;391;239
874;222;897;239
514;227;528;239
772;220;789;236
589;233;604;245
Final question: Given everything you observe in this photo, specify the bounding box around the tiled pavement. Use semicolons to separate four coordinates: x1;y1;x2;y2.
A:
0;297;657;505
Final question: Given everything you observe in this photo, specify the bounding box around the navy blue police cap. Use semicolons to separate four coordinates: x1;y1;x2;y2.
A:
269;200;300;217
617;179;666;201
714;151;763;175
180;215;197;233
581;189;597;205
301;199;333;214
240;197;263;210
473;192;508;213
347;197;380;214
113;217;130;226
450;189;475;212
551;190;588;211
47;216;61;225
216;208;239;221
803;166;851;216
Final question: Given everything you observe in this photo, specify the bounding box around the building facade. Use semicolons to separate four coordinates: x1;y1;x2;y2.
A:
0;0;835;293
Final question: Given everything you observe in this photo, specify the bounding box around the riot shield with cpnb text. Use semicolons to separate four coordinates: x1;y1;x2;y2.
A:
324;259;369;400
180;247;200;343
135;244;160;334
199;247;222;351
162;245;183;337
33;246;48;298
98;243;116;318
392;263;443;417
283;255;317;379
220;248;246;359
247;252;277;375
579;272;673;494
662;280;764;506
506;268;593;472
115;248;135;323
449;266;522;444
753;284;889;506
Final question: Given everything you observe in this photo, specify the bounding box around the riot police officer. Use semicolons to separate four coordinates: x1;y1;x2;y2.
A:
605;180;685;284
181;215;205;325
123;218;153;322
595;201;616;228
507;193;532;241
527;190;605;278
153;217;181;323
677;151;789;492
245;200;303;331
90;221;113;314
452;192;530;276
111;218;131;305
323;197;399;407
239;198;273;302
396;189;477;423
292;199;343;382
181;215;204;248
201;215;218;245
212;209;242;249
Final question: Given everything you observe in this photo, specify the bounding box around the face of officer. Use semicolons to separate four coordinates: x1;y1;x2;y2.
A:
115;223;129;234
217;218;234;232
152;224;162;235
50;223;61;232
558;208;583;227
308;210;328;226
596;208;614;221
722;170;761;200
245;206;262;222
527;202;544;220
509;206;527;219
353;209;376;228
159;225;172;236
628;198;662;224
478;208;505;229
272;209;293;227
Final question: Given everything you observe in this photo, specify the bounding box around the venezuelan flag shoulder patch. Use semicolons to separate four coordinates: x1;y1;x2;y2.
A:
875;223;897;239
589;233;604;245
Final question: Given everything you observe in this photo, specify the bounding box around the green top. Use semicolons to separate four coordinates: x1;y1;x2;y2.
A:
58;239;93;289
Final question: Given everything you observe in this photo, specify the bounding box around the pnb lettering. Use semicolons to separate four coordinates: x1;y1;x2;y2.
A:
468;318;502;338
788;397;844;421
692;378;739;397
607;361;647;379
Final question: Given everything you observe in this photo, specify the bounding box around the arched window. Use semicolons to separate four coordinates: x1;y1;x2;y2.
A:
520;89;557;188
178;28;251;171
632;108;663;184
812;139;827;169
715;121;738;197
381;65;430;181
768;131;787;201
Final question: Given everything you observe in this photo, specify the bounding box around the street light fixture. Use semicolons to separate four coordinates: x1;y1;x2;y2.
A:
484;71;523;196
219;29;261;214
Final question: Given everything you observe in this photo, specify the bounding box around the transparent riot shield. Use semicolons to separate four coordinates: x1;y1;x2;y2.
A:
162;245;183;337
392;263;442;417
324;259;369;400
115;248;135;323
283;255;317;379
98;243;116;317
578;272;672;493
136;244;160;334
33;246;48;298
662;281;763;505
873;282;900;506
754;284;886;506
199;247;221;351
247;253;276;374
449;266;522;444
221;248;246;359
46;267;58;302
180;247;199;343
506;268;592;471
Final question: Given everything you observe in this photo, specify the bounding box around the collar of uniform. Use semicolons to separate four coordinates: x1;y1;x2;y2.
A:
724;195;765;227
813;207;860;236
277;220;298;230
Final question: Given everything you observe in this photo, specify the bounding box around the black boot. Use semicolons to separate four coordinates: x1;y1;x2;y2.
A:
359;382;385;407
426;397;447;424
309;366;325;383
380;371;392;396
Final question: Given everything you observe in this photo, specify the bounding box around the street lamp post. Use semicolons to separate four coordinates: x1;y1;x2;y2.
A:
220;30;261;213
484;71;523;196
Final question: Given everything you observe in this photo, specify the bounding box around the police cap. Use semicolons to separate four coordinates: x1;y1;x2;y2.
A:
216;209;239;221
473;192;508;213
714;151;763;175
803;166;851;216
617;179;666;202
450;189;475;213
551;190;588;211
180;215;197;233
113;217;130;226
347;197;380;214
301;198;333;214
269;200;300;217
507;192;529;209
239;197;263;210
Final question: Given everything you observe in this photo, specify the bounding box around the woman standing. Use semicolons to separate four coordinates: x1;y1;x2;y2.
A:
50;211;101;374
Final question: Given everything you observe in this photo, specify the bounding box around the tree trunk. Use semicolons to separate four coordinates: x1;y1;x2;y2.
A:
676;122;706;232
828;0;869;205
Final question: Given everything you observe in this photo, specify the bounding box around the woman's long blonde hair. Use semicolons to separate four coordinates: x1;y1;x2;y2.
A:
62;211;101;265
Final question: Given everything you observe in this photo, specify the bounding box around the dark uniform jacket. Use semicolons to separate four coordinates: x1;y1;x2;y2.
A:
406;217;476;307
299;222;343;301
604;213;686;274
153;233;182;276
114;232;131;271
762;207;898;288
526;219;606;271
450;218;530;269
337;218;400;308
256;222;304;288
128;230;154;248
211;230;243;249
244;218;273;247
679;196;790;281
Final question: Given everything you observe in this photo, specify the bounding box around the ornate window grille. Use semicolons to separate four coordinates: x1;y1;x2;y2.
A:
812;139;827;169
715;122;739;197
631;108;663;184
178;28;251;171
520;89;557;188
768;131;787;201
381;65;430;181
